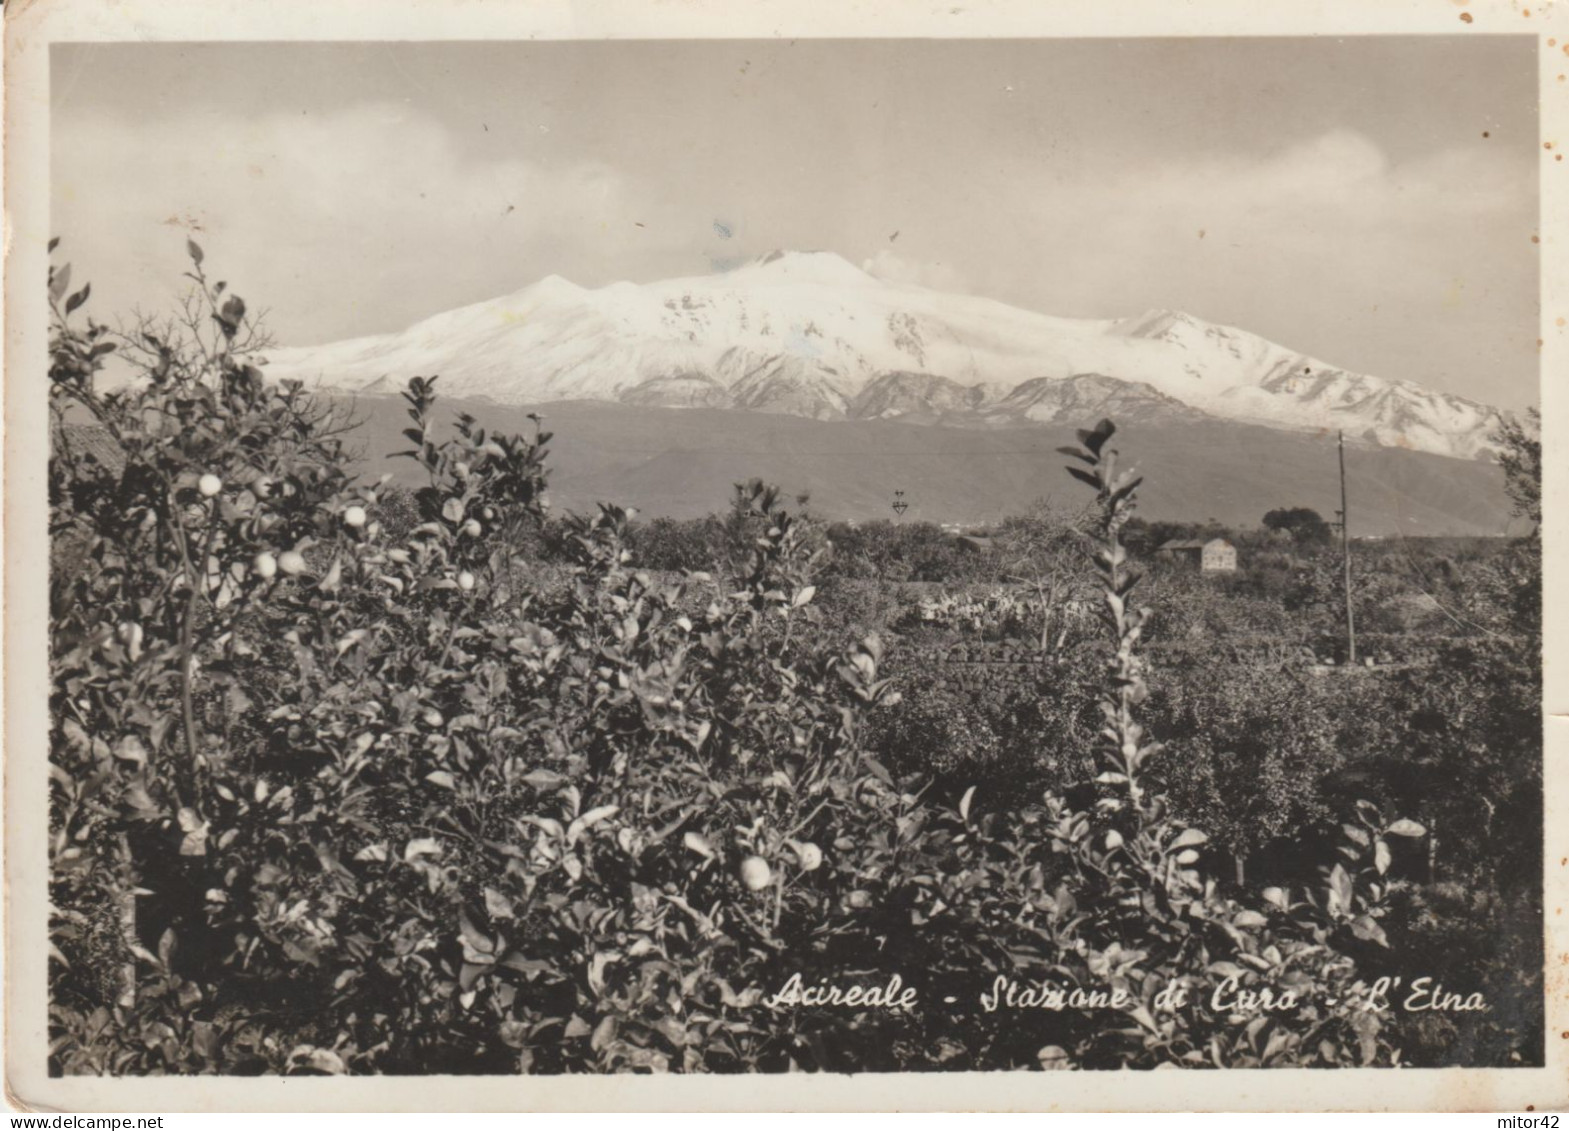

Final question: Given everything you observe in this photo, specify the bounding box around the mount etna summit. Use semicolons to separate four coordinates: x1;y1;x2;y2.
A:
268;250;1501;458
265;251;1514;532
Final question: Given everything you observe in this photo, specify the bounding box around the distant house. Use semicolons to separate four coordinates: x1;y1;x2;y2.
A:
1155;537;1237;573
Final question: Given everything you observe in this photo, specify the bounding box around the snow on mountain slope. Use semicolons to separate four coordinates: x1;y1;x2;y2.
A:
264;250;1505;459
985;373;1213;427
849;371;988;421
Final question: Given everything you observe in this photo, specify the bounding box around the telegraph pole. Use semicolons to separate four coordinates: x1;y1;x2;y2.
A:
1337;431;1356;665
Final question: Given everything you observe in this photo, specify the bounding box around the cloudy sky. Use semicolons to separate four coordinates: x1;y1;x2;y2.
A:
52;37;1538;411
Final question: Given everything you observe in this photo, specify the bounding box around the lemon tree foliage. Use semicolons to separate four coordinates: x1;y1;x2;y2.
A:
51;246;1431;1073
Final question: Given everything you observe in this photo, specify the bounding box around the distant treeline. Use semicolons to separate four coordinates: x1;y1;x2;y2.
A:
373;481;1516;589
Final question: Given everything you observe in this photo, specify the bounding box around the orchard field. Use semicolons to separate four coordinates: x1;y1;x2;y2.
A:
47;247;1543;1074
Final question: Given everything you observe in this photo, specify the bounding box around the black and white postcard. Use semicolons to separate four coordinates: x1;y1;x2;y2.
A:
5;0;1565;1112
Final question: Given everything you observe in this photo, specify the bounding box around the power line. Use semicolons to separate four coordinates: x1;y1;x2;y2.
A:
1337;429;1357;665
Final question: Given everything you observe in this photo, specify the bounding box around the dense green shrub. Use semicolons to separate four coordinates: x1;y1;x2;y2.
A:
626;514;729;573
824;520;995;584
1262;507;1332;546
1147;663;1351;861
870;682;1003;778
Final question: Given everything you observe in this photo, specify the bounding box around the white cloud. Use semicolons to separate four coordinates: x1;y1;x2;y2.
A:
861;249;970;293
1121;128;1523;227
51;101;637;345
943;128;1535;406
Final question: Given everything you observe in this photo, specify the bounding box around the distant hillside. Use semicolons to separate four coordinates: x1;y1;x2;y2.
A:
332;394;1514;536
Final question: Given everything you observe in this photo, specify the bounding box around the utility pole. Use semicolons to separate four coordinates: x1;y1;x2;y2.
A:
1337;431;1356;665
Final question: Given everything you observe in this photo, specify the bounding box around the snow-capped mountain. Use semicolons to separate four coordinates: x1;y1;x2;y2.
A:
265;250;1505;460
